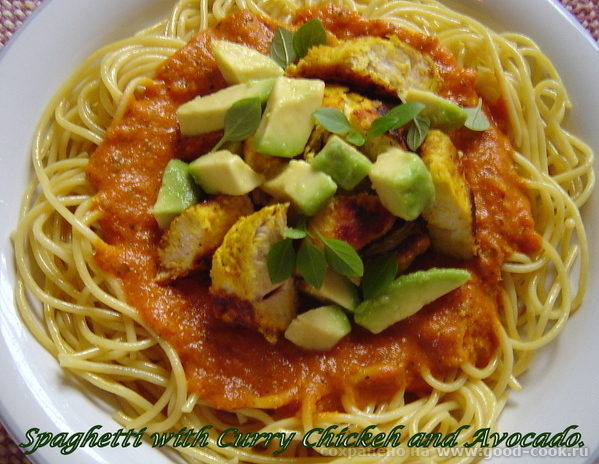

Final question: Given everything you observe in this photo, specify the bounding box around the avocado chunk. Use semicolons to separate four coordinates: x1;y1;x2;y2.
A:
311;135;372;191
177;79;275;136
253;77;325;158
189;150;265;195
284;305;351;350
152;159;203;229
261;160;337;216
368;147;434;221
211;40;284;85
404;89;468;131
354;267;471;334
298;268;361;311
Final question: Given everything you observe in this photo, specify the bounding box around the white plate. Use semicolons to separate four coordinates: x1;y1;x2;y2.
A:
0;1;597;463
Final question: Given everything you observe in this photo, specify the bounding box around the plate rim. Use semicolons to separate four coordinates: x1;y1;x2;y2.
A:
1;1;598;463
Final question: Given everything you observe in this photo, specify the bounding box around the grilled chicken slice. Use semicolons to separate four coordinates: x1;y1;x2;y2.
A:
210;203;297;343
287;36;440;100
420;130;477;259
394;228;432;274
362;220;431;275
361;220;422;255
309;192;397;251
155;195;254;283
242;136;287;207
322;85;387;136
243;136;285;177
306;85;406;161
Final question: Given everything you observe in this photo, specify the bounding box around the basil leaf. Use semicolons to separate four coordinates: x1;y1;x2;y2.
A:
322;238;364;277
212;97;263;152
345;130;366;147
313;108;353;134
367;102;425;139
267;239;296;284
270;26;296;68
313;108;366;146
293;19;327;60
407;114;431;151
367;117;394;140
224;97;263;140
361;252;398;300
464;99;490;131
297;240;327;289
312;107;366;147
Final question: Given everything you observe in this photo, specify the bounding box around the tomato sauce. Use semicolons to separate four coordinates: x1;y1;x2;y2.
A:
87;7;541;413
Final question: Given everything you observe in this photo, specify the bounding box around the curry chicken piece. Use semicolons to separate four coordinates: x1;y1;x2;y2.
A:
362;220;431;273
309;192;397;251
286;35;440;100
322;85;387;136
305;85;407;160
242;136;285;177
210;203;298;343
419;130;477;259
395;228;432;274
155;195;254;283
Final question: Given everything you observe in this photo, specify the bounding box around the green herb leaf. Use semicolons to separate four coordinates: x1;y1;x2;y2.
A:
464;99;490;131
322;238;364;277
270;26;296;68
293;19;327;60
297;240;327;289
361;252;398;300
345;130;366;146
212;97;263;152
313;108;366;146
367;102;425;139
267;238;297;284
313;108;353;134
407;114;431;151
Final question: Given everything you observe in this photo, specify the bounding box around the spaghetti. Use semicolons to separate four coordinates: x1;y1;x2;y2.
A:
13;0;594;463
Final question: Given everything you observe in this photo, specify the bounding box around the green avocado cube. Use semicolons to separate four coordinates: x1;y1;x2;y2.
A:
404;89;468;131
188;150;265;195
261;160;337;216
252;77;325;158
354;268;471;334
298;267;361;312
177;78;275;136
368;147;435;221
284;305;351;350
211;40;284;85
152;159;203;229
311;135;372;191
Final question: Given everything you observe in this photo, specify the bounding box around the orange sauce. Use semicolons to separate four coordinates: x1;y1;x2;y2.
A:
87;7;541;413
